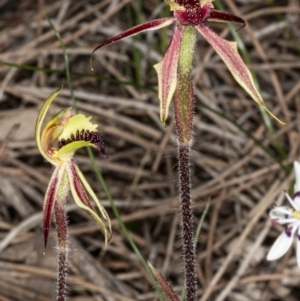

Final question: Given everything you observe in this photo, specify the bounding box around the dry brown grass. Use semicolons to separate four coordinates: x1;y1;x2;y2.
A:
0;0;300;300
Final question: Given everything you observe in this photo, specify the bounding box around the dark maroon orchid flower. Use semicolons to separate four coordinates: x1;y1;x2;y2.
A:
92;0;284;130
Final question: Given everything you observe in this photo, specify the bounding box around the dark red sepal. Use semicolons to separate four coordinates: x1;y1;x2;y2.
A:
208;10;245;31
91;17;175;68
43;169;59;253
93;18;170;52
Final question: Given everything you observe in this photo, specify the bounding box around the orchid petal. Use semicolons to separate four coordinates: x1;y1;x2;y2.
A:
91;17;175;68
43;166;65;252
69;163;95;210
35;85;63;165
41;108;72;160
267;225;297;261
67;163;111;247
208;10;245;30
196;24;285;124
75;164;111;231
154;24;183;123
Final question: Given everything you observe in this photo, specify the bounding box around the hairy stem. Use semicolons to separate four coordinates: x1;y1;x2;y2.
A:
55;201;68;301
174;26;197;301
178;144;196;301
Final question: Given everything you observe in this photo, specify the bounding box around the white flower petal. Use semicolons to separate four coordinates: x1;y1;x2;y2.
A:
270;206;293;219
294;161;300;194
267;226;297;261
294;196;300;209
276;218;297;225
285;192;300;211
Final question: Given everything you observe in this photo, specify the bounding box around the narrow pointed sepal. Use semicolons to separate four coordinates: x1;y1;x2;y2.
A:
208;10;245;31
148;262;180;301
154;25;184;124
91;17;175;69
43;166;65;253
196;24;285;124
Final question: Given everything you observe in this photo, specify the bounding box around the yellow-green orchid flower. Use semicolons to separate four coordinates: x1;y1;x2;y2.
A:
36;86;111;252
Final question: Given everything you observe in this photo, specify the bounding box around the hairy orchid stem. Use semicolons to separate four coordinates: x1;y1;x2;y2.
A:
55;201;68;301
174;26;197;301
178;144;196;301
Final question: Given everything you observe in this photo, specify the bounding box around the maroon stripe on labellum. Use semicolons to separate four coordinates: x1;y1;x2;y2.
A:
298;234;300;241
58;129;108;158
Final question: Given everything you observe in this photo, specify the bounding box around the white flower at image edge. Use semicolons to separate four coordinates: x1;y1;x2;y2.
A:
267;161;300;268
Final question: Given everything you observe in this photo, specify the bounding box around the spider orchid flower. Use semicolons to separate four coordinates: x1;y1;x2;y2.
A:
36;86;111;252
91;0;284;129
267;161;300;268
